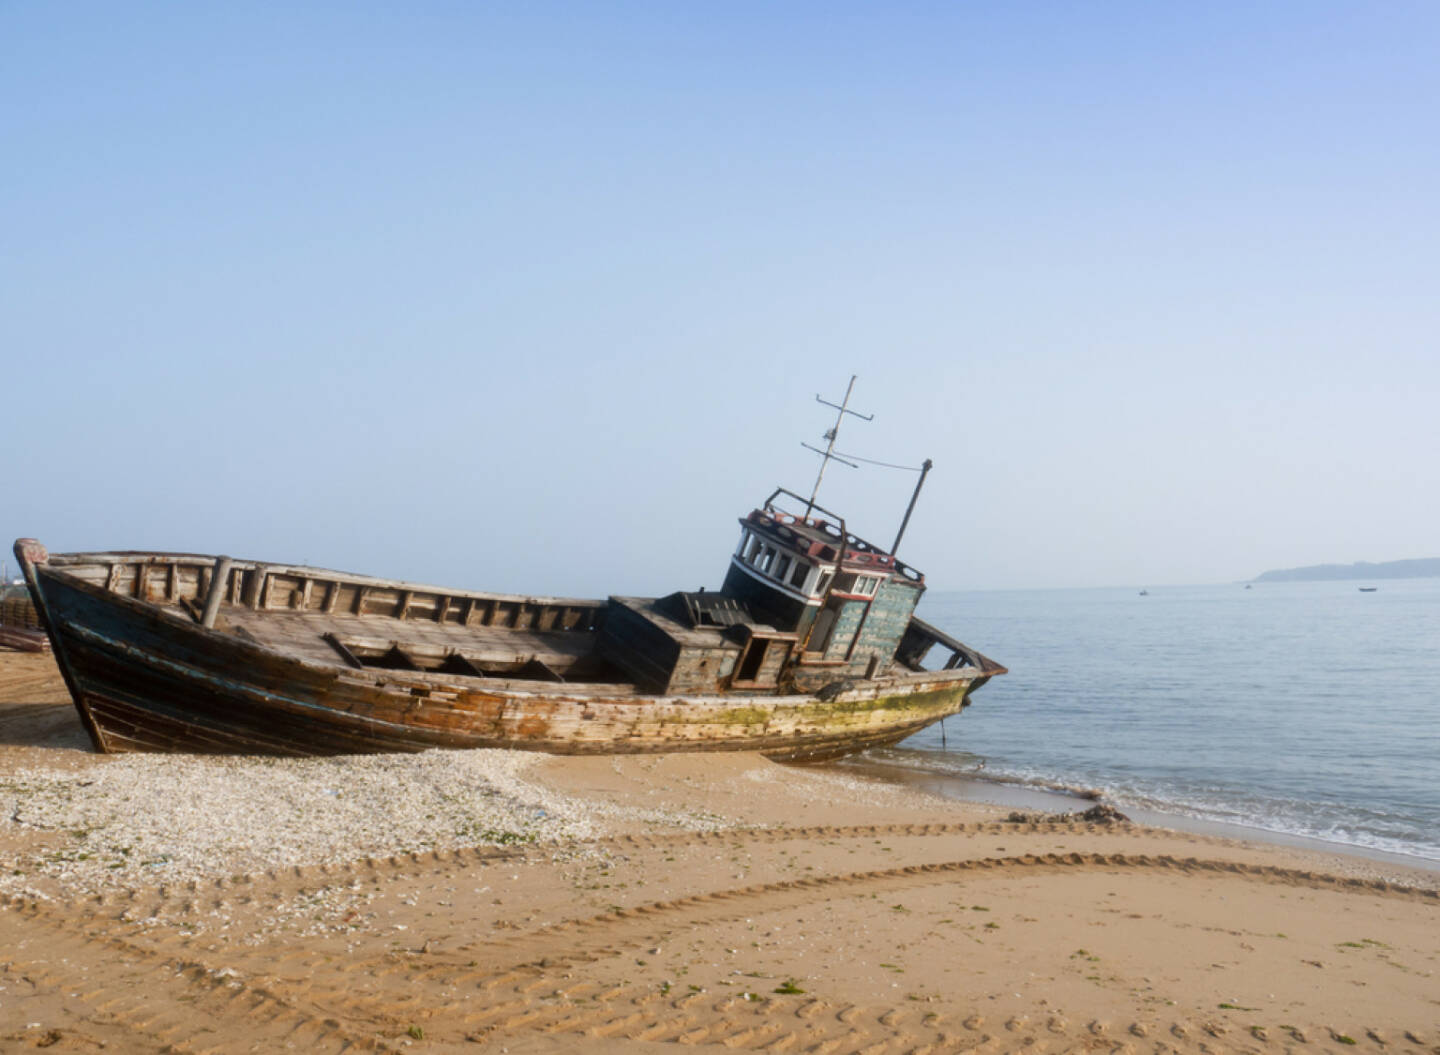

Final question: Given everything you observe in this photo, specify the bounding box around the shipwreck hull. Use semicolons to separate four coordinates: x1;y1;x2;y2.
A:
25;556;986;764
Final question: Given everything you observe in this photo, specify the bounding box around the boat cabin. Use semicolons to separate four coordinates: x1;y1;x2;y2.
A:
596;488;937;695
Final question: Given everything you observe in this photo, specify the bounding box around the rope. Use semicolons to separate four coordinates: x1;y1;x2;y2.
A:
832;450;926;472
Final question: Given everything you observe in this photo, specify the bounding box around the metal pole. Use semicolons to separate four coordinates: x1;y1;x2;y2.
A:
890;457;933;556
806;375;857;516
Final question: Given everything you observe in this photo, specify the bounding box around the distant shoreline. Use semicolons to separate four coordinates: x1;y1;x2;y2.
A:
1251;556;1440;583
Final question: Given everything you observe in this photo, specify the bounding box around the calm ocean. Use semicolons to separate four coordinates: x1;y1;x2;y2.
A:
855;578;1440;864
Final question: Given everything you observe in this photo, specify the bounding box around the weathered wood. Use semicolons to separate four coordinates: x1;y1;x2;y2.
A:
200;556;233;629
0;625;50;652
321;632;364;669
19;511;1003;760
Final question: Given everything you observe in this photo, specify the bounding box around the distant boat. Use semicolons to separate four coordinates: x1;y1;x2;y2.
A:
1244;584;1252;590
1358;587;1378;593
1138;589;1149;596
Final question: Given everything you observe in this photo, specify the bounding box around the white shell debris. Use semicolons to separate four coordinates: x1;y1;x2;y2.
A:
0;748;726;897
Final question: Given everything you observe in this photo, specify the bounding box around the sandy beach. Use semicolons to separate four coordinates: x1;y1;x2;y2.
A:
1;650;1436;1053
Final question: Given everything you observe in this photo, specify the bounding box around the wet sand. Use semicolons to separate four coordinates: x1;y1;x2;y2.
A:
1;650;1437;1053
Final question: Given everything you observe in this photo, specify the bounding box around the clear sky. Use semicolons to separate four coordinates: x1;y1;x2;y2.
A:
3;3;1437;594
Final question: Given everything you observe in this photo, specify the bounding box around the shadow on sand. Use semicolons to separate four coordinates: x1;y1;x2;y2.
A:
0;701;92;751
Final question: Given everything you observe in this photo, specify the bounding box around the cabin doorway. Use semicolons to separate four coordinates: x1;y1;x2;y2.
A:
808;605;838;655
737;638;767;682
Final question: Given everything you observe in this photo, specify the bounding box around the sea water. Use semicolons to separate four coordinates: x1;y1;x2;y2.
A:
857;578;1440;863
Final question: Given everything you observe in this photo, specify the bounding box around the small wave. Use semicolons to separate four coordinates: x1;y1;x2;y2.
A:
855;747;1440;864
973;771;1104;801
858;748;1105;801
1106;791;1440;863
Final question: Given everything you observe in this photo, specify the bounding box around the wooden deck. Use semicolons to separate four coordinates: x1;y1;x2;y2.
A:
216;604;610;679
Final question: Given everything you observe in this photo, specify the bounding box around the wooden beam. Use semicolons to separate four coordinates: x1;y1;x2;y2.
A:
321;632;365;669
200;556;233;629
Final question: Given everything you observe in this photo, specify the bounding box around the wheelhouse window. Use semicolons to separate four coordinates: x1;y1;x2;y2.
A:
832;573;880;597
734;534;825;595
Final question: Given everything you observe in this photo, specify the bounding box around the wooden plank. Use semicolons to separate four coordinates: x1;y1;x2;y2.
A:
321;633;364;669
200;556;233;628
244;566;266;610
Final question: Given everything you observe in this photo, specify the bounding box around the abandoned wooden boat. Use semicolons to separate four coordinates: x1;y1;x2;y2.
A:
14;488;1004;762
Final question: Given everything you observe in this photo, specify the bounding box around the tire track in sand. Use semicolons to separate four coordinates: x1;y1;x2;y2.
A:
204;852;1439;1052
0;896;398;1053
45;817;1242;924
6;834;1436;1053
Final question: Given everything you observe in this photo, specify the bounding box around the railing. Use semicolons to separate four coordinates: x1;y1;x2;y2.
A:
47;551;609;633
754;489;924;583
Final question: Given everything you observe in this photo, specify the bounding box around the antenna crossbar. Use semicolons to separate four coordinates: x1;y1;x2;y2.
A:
801;442;859;469
804;374;872;515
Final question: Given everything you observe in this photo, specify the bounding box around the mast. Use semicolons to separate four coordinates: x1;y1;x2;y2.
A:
890;457;933;557
800;376;934;558
802;375;872;517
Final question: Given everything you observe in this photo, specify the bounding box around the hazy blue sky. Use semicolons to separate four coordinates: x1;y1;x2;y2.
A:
4;3;1437;594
